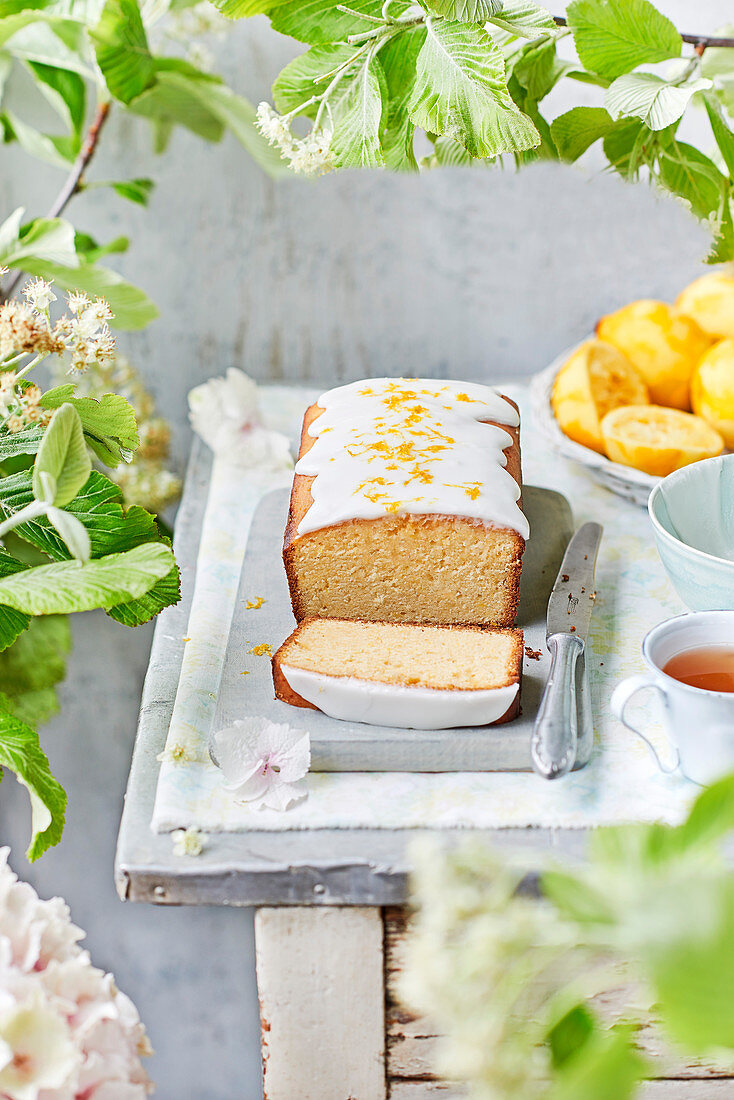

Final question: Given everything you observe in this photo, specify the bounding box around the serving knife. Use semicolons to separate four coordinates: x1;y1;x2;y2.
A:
531;521;603;780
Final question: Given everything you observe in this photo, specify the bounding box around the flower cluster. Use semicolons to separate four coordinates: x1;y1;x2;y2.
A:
0;376;52;434
0;279;115;376
0;848;152;1099
55;354;182;514
256;103;335;177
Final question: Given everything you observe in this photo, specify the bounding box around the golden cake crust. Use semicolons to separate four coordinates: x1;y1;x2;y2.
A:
283;396;525;627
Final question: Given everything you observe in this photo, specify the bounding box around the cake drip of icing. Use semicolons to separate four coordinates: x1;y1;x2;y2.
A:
280;664;519;729
295;378;529;539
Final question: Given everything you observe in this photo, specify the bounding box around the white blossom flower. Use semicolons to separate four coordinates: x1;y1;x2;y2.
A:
0;849;152;1098
171;828;205;857
256;102;335;177
212;718;310;811
188;368;293;470
0;994;80;1100
256;102;295;151
23;279;56;313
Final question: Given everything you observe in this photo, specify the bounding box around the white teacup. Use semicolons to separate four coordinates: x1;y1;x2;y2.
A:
611;611;734;786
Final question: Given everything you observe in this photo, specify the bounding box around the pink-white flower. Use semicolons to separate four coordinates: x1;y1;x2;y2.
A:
212;718;310;811
188;369;293;470
0;849;152;1098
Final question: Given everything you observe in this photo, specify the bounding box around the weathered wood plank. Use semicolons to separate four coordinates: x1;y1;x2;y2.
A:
639;1083;734;1098
256;907;386;1100
384;909;734;1085
389;1083;466;1100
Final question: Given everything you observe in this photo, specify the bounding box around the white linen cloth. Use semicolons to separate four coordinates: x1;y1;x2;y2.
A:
152;384;696;833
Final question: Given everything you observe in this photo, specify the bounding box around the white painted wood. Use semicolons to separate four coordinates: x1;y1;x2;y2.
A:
384;910;734;1087
388;1084;466;1100
255;907;386;1100
640;1083;734;1098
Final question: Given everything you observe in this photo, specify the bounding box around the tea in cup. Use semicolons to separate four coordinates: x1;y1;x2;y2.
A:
611;611;734;786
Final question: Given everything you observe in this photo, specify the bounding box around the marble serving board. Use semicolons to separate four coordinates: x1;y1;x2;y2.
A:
212;485;577;771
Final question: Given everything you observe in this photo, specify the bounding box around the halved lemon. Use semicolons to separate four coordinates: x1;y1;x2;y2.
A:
551;339;648;453
601;405;725;477
596;300;711;409
691;338;734;449
676;273;734;340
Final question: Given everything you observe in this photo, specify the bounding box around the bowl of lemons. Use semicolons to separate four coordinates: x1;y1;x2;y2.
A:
531;273;734;506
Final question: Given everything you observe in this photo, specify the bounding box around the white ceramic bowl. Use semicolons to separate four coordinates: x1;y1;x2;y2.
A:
648;454;734;611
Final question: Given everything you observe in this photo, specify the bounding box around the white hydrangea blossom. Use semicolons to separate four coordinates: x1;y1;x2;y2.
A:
0;849;152;1100
188;368;293;470
212;718;311;811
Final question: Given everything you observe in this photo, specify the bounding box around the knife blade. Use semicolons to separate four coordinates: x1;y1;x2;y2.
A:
531;521;603;780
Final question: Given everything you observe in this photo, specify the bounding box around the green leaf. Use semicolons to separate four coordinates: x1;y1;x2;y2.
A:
0;214;77;270
548;1004;596;1069
547;1023;646;1100
606;73;711;131
550;105;617;161
424;132;474;166
208;0;283;14
0;541;175;614
381;26;426;171
0;696;66;859
32;404;91;508
486;1;557;39
26;60;86;137
658;140;726;220
0;615;70;727
129;67;225;142
40;387;139;467
2;110;75;168
0;425;44;462
708;189;734;265
73;230;129;261
46;505;90;561
704;93;734;178
1;18;94;79
330;55;385;168
16;258;158;330
90;0;155;104
189;78;292;176
566;0;681;81
109;177;154;205
542;870;615;924
272;42;353;119
511;35;564;101
0;470;181;624
269;0;383;46
649;879;734;1053
0;548;31;653
408;17;540;158
426;0;503;21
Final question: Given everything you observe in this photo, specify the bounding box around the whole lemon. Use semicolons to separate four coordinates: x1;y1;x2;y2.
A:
551;339;648;454
676;273;734;340
596;300;711;410
691;338;734;449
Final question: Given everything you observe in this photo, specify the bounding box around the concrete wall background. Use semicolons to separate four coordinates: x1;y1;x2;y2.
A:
0;2;731;1097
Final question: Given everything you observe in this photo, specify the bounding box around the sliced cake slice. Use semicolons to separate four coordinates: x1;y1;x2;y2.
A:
272;618;523;729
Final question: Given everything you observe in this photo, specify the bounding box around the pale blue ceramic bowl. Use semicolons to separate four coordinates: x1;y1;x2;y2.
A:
648;454;734;611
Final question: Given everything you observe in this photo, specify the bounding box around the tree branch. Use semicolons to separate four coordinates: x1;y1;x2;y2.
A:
552;15;734;49
1;101;111;304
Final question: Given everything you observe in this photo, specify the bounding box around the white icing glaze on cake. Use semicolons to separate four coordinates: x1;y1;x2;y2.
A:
294;378;529;539
280;664;519;729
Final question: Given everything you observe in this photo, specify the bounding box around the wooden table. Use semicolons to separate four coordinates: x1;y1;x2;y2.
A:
115;438;734;1100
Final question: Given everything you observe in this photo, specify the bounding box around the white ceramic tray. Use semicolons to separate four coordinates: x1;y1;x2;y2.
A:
211;485;589;772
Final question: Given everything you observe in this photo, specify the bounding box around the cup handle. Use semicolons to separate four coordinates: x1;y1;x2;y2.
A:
610;674;680;775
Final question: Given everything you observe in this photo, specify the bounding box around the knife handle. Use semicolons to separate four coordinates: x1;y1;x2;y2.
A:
531;632;585;779
573;654;594;769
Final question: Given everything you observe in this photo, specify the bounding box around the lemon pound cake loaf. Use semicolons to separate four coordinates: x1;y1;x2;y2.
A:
283;378;529;628
273;619;523;728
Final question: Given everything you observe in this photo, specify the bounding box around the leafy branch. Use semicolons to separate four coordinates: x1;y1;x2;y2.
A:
0;281;179;860
235;0;734;260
